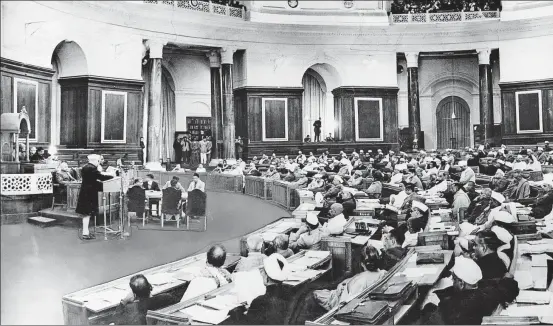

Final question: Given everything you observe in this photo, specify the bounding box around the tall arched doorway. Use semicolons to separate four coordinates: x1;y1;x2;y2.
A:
302;69;326;141
436;96;471;149
301;63;341;141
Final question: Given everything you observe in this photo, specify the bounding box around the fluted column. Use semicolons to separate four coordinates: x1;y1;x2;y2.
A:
221;47;235;159
207;51;223;160
478;49;494;145
406;52;421;150
145;40;165;169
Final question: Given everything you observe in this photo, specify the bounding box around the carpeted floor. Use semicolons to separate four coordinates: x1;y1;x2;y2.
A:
0;191;289;325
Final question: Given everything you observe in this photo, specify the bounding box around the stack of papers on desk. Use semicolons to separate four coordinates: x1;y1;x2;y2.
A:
398;266;439;279
428;223;456;232
352;235;371;246
272;221;298;233
305;250;330;259
519;239;553;254
180;304;229;324
516;291;552;304
286;269;324;283
532;253;552;267
147;272;175;285
172;267;202;282
514;270;534;290
83;287;128;311
501;302;553;317
202;294;243;311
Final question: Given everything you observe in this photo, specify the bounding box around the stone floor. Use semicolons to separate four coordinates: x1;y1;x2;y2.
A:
0;191;289;325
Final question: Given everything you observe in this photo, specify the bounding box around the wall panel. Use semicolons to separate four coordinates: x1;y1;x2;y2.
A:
1;58;53;146
499;79;553;144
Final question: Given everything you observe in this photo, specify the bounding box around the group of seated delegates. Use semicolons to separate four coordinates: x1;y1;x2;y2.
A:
390;0;500;14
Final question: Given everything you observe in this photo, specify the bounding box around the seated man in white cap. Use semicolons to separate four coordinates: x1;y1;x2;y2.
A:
289;170;309;188
75;154;114;240
466;188;500;225
378;228;408;271
503;170;531;201
512;155;528;171
262;164;281;180
289;214;330;252
530;183;553;219
321;203;347;236
458;161;476;185
307;173;325;192
239;253;291;325
235;235;265;273
473;229;510;279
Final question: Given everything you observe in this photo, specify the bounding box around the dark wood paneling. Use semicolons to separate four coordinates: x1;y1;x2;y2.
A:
235;87;304;143
545;90;553;134
60;86;87;147
499;79;553;144
248;96;262;141
332;87;399;143
127;92;143;145
1;58;53;144
288;97;302;141
88;88;102;144
501;91;516;135
38;82;51;143
1;75;12;114
59;76;144;149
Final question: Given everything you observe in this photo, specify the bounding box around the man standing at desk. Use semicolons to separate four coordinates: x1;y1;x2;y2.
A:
187;173;205;192
76;154;114;240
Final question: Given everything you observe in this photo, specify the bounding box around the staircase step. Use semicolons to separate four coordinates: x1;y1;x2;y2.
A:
27;216;58;227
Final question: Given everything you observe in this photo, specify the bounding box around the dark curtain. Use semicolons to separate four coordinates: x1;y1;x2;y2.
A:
302;71;326;138
161;70;176;161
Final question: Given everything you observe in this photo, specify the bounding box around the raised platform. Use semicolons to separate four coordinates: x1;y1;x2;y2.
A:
27;216;58;227
39;208;83;227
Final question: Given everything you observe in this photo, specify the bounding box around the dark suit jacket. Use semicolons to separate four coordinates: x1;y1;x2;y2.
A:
75;163;113;215
114;293;179;325
142;181;160;191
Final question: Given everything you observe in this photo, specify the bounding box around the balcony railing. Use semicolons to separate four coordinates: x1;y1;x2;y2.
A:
391;10;500;23
143;0;245;19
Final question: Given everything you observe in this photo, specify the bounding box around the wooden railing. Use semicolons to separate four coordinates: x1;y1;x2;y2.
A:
205;173;243;193
244;176;273;200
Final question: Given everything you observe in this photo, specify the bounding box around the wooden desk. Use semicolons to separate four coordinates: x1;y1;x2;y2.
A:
309;247;453;325
146;250;332;325
61;252;241;325
65;182;120;216
239;217;302;256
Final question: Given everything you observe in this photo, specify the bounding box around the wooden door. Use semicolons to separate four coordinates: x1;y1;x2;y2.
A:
436;96;470;149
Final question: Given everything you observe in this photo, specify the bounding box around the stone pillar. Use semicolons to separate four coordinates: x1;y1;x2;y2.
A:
221;47;235;159
478;49;494;145
207;51;223;162
145;40;165;170
406;52;421;150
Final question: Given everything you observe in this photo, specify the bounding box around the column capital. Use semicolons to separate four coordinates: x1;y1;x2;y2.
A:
405;52;419;68
477;49;491;65
207;50;221;68
145;40;167;59
220;47;236;65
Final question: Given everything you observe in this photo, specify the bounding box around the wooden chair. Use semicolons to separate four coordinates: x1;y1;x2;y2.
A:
186;189;207;231
161;188;182;228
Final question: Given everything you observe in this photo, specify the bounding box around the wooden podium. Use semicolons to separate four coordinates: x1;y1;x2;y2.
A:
96;177;122;240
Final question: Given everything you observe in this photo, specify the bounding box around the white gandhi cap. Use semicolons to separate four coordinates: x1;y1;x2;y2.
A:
264;253;289;282
451;256;482;285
